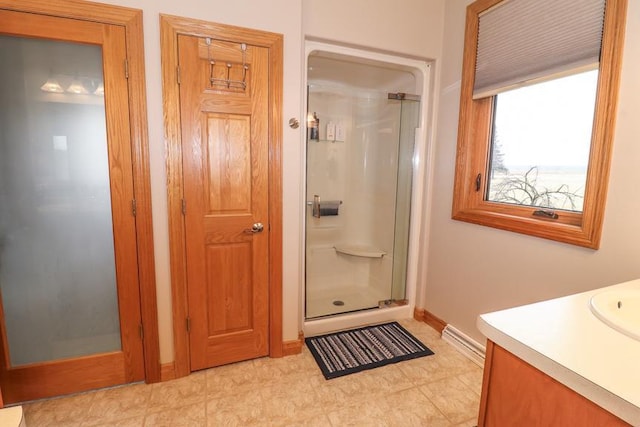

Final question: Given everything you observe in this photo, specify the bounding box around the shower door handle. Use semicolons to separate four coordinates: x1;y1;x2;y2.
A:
312;195;321;218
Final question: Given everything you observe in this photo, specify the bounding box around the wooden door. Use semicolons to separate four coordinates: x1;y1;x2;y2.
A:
178;35;270;370
0;10;144;403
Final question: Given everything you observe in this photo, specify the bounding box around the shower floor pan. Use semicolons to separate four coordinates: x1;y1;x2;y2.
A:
306;284;389;319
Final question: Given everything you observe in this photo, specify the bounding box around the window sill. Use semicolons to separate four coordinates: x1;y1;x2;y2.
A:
452;203;599;249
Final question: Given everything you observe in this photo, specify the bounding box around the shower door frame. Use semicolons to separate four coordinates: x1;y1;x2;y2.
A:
301;41;433;332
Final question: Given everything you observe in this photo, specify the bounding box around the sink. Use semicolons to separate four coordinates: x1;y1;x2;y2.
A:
589;286;640;342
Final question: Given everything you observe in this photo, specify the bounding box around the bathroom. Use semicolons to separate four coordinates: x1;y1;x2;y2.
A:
1;0;640;424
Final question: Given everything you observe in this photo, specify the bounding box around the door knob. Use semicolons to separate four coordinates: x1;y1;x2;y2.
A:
245;222;264;234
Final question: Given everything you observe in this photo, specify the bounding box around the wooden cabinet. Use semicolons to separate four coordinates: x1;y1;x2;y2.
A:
478;341;630;426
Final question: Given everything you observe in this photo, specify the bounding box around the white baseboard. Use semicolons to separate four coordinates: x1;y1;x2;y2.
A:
442;324;486;367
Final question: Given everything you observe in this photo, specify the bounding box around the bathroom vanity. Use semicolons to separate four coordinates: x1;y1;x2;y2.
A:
477;279;640;426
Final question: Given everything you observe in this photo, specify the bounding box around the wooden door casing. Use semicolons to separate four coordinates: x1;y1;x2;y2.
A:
0;2;158;402
161;15;283;378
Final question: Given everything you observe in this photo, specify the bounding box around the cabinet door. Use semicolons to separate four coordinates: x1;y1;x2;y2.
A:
479;342;630;426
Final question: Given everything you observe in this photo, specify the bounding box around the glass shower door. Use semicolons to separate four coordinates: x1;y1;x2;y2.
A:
305;85;420;319
390;97;420;302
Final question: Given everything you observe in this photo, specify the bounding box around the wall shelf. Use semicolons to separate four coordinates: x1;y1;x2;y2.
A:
334;244;386;258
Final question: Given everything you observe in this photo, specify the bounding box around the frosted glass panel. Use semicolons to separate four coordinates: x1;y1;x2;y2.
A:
0;36;121;366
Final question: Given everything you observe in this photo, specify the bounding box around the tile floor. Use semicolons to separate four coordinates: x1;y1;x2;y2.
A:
22;319;483;426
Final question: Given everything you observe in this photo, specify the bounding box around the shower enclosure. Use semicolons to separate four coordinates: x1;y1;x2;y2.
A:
305;47;424;321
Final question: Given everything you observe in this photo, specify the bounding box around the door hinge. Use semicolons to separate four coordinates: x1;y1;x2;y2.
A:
125;59;130;79
186;317;191;332
181;199;187;215
131;199;137;216
176;65;181;85
139;323;144;340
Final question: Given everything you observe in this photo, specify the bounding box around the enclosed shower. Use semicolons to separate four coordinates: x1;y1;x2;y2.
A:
304;43;428;328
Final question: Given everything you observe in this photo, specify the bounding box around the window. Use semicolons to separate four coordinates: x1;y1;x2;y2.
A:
487;70;598;212
452;0;628;249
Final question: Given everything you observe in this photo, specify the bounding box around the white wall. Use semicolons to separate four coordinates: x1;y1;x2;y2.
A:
426;0;640;344
303;0;445;59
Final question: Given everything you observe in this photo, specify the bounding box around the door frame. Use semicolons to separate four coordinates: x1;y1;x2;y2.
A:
0;0;161;384
160;14;283;378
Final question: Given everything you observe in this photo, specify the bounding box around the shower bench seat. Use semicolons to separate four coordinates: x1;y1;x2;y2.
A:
334;244;386;258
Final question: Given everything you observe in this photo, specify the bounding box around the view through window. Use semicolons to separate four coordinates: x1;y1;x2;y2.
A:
486;70;599;212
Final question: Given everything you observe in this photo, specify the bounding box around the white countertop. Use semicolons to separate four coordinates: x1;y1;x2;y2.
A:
477;279;640;426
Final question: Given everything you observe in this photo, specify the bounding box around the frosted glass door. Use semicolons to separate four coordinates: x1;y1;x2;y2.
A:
0;36;121;366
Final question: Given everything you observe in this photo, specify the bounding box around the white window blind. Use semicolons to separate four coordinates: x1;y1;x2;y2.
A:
473;0;606;99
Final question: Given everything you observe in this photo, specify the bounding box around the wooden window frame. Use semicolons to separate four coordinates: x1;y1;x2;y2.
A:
452;0;628;249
